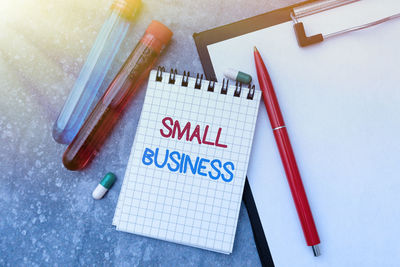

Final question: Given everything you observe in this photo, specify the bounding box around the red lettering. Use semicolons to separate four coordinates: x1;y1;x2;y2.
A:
215;128;228;148
172;121;191;140
161;117;228;149
160;117;173;138
202;125;214;146
189;125;202;144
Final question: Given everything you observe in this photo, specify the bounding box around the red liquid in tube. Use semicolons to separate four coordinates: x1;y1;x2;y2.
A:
63;21;173;170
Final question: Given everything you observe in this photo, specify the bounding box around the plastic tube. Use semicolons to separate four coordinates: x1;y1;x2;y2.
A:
53;0;141;144
63;20;173;170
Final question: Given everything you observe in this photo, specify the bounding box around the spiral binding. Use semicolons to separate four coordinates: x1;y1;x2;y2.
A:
155;66;255;100
221;78;228;95
207;80;215;92
156;66;165;81
234;81;242;97
195;74;203;89
182;71;190;87
169;68;177;84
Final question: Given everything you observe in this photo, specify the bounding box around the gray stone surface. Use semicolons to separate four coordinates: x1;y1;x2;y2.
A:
0;0;301;266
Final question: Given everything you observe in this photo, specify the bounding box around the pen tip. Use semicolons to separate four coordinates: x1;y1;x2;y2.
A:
254;46;258;52
312;245;321;257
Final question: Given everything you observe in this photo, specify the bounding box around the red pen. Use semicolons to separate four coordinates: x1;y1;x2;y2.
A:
254;47;321;256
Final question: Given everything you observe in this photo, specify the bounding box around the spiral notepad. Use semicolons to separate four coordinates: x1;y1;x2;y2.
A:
113;67;261;254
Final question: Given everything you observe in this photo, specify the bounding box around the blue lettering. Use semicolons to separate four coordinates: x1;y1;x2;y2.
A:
198;158;210;176
142;148;154;165
167;151;180;172
184;155;200;175
222;161;234;182
141;147;234;183
154;148;168;168
208;159;221;180
179;153;185;173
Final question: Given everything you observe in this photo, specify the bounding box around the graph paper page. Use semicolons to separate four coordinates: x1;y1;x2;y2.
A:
113;70;261;253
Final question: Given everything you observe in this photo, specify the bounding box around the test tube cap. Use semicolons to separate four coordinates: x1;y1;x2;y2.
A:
146;20;173;46
111;0;141;20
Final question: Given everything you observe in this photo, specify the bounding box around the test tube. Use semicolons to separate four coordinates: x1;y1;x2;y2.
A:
63;21;173;171
53;0;141;144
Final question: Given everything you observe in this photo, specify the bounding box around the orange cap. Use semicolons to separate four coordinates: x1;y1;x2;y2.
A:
145;20;173;45
111;0;141;21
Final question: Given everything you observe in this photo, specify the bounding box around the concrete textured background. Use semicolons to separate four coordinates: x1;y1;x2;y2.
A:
0;0;301;266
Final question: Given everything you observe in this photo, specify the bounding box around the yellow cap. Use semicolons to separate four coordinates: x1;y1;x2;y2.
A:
111;0;141;21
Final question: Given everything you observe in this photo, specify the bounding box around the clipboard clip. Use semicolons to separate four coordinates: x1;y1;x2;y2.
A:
291;0;400;47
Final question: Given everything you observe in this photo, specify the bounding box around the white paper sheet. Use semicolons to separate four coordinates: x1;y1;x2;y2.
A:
207;0;400;266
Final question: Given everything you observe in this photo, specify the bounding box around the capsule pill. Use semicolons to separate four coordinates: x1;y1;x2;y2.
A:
224;68;252;84
92;172;116;200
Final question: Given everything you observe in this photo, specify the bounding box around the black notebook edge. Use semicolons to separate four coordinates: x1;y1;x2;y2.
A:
192;2;317;266
243;178;274;267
